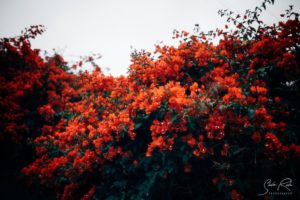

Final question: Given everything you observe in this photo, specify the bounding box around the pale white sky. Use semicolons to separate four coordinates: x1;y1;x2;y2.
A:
0;0;299;76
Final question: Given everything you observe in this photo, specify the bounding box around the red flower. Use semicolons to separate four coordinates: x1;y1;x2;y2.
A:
183;164;192;173
251;132;262;143
231;189;243;200
274;96;280;103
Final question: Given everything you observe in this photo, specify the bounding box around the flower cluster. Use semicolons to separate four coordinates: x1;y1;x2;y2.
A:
1;1;300;199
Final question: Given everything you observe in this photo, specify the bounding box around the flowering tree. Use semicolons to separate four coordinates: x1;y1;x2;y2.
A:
0;0;299;199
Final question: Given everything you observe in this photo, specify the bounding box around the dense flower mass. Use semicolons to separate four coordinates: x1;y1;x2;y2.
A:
0;1;300;199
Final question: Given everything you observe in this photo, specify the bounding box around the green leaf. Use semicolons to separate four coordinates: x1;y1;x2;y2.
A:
232;103;241;115
217;181;225;192
171;113;179;124
105;196;119;200
134;122;143;130
112;180;127;189
248;108;255;119
187;116;196;131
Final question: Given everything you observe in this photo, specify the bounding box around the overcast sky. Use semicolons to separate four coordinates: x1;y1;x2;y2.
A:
0;0;299;76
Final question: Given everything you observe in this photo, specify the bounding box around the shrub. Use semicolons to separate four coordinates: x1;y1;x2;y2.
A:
1;0;299;199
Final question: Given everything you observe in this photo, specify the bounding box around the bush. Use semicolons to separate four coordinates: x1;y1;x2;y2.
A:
1;1;299;199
